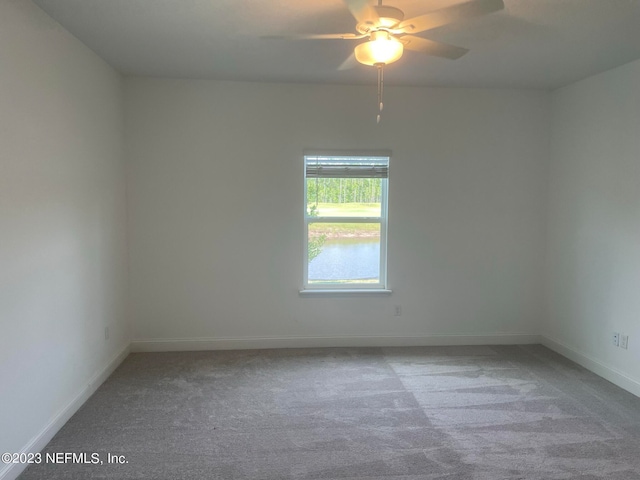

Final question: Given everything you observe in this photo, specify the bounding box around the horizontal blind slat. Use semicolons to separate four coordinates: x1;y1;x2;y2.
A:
306;166;388;178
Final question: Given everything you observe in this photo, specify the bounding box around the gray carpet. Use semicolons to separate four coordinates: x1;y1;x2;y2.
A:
18;345;640;479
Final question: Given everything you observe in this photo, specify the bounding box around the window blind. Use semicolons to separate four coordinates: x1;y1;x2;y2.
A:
305;156;389;179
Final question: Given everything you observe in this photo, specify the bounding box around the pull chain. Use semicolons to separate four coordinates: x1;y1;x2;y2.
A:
376;63;384;124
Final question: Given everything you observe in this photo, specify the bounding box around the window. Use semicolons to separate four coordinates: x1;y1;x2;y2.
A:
303;152;390;292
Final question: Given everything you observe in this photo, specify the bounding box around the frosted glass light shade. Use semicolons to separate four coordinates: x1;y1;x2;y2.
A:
354;32;404;66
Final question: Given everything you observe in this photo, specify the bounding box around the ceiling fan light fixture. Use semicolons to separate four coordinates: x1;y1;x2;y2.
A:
354;30;403;66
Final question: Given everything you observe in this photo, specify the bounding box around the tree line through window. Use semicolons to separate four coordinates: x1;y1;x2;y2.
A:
307;177;383;204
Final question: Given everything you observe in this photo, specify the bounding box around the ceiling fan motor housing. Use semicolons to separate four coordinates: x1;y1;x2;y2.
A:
356;5;404;33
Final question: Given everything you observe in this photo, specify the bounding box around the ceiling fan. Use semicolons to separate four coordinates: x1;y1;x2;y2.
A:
268;0;505;122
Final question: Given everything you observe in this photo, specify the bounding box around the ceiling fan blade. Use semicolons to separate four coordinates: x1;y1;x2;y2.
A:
342;0;379;25
262;33;365;40
398;0;504;35
400;36;469;59
338;52;359;70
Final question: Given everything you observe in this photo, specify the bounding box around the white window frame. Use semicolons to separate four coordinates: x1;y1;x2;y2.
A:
302;150;391;293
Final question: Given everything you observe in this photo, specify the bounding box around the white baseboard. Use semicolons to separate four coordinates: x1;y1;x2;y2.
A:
541;335;640;398
0;344;130;480
131;333;541;352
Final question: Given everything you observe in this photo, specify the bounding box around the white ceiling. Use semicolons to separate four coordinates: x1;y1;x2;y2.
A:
33;0;640;89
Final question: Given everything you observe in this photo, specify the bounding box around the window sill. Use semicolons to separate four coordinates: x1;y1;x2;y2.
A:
299;289;392;295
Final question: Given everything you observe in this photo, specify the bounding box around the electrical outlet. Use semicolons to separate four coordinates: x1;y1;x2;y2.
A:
612;332;619;347
620;334;628;350
104;326;110;341
394;305;402;316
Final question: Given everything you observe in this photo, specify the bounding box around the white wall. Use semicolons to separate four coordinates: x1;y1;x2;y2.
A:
0;0;129;475
545;59;640;394
126;78;549;349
